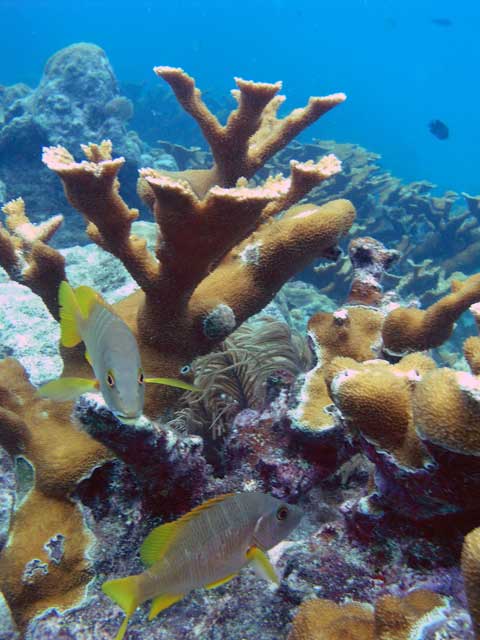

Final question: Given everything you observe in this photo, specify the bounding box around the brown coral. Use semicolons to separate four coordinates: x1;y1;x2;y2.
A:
382;273;480;356
41;68;355;416
0;66;354;629
0;198;66;318
329;354;435;469
0;359;109;627
413;368;480;455
288;590;447;640
462;526;480;639
288;598;374;640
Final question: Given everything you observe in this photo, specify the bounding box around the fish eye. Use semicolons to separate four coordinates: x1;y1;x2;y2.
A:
106;370;115;388
180;364;191;375
138;369;144;384
276;506;289;521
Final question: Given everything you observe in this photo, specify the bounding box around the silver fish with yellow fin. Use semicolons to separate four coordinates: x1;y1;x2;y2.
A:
102;492;303;640
37;281;198;422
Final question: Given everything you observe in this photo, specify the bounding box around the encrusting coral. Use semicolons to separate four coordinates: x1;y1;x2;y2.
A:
0;358;110;627
0;67;355;629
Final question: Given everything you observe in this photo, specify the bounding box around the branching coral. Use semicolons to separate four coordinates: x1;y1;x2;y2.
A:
0;67;354;629
40;69;355;416
0;197;65;318
382;273;480;356
292;233;480;524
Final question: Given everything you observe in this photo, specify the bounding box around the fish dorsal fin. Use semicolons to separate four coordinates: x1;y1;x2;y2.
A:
175;493;236;526
148;593;183;621
140;521;179;567
74;285;102;318
139;494;236;567
58;281;83;347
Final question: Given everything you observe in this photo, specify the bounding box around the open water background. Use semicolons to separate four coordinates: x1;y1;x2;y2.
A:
0;0;479;193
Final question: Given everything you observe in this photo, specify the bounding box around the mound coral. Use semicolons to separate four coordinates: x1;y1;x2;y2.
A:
462;527;480;638
292;234;480;524
287;590;448;640
0;66;354;629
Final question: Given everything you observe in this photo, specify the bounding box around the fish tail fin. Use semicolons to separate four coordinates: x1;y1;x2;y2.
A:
113;614;131;640
58;281;83;347
102;575;142;639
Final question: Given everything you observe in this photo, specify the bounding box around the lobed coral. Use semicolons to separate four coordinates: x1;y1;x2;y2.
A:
287;590;448;640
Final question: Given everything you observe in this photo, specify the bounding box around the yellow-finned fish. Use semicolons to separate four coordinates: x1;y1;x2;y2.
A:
37;281;198;422
102;492;303;640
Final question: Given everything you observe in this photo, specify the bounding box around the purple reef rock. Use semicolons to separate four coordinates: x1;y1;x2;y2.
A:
75;394;210;518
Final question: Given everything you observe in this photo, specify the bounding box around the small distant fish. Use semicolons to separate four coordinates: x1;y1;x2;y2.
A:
428;119;449;140
431;17;453;27
37;281;197;422
102;492;303;640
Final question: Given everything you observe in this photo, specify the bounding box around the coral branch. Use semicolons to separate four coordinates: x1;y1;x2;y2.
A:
187;198;355;347
0;198;66;319
154;66;345;189
42;143;160;293
382;273;480;355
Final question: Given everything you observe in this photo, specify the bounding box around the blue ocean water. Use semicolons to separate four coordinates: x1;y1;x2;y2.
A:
1;0;478;194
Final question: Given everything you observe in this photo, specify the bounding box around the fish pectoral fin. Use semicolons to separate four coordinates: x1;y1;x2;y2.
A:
148;593;183;620
84;350;92;365
205;572;238;590
144;377;200;392
36;377;98;402
246;546;280;586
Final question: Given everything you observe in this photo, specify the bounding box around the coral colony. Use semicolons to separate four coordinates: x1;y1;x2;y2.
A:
0;43;480;639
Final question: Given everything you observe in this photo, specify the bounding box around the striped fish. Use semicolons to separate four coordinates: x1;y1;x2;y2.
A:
102;492;303;639
37;281;197;422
